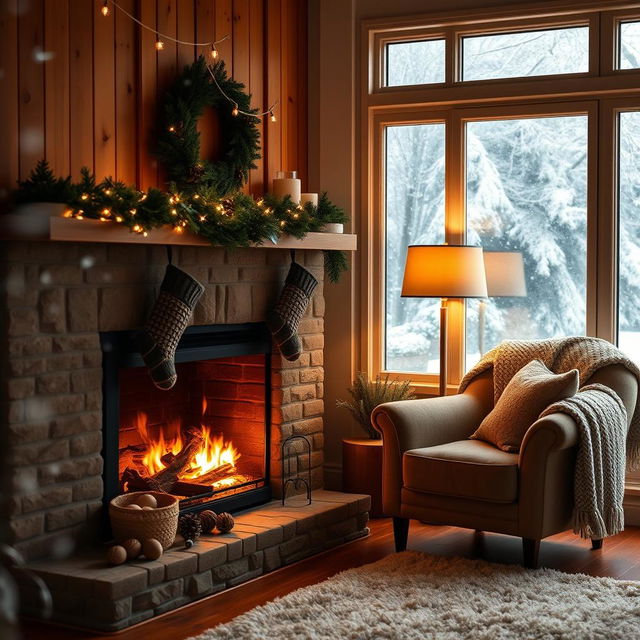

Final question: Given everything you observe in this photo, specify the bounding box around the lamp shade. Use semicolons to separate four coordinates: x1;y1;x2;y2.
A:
401;245;488;298
483;251;527;297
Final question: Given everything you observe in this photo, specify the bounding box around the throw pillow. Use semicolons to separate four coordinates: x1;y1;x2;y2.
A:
471;359;579;453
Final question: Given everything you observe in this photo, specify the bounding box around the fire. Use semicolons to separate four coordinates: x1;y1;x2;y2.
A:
134;410;239;481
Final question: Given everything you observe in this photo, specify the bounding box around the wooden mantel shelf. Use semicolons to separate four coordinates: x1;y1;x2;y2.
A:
4;214;357;251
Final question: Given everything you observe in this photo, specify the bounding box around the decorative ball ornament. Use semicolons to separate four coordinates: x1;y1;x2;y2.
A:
122;538;142;560
178;513;202;548
216;512;235;534
142;538;163;560
155;57;261;197
199;510;218;533
107;545;127;566
135;493;158;509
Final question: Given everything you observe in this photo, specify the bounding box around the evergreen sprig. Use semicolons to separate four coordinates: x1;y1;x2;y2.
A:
15;160;74;204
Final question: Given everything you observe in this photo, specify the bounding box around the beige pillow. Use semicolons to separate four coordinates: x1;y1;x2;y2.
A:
471;359;579;453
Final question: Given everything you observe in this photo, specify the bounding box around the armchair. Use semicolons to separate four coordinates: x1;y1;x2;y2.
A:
371;364;638;568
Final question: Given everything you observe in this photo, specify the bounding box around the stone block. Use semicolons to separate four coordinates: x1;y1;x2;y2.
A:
70;367;102;393
50;411;100;437
39;454;103;484
313;295;325;317
91;565;150;599
9;513;44;541
9;357;46;377
8;377;35;400
46;353;84;372
263;546;281;572
36;372;70;395
52;334;100;352
208;266;238;283
279;534;311;561
185;571;213;597
46;504;87;531
39;265;82;285
232;523;283;550
8;421;49;444
298;318;323;335
85;597;132;623
290;384;316;402
70;431;102;456
302;334;324;351
8;308;39;337
225;248;266;266
22;487;73;513
225;283;252;322
132;578;184;611
73;476;103;501
292;417;323;436
11;438;69;466
155;595;191;615
98;287;146;331
226;567;263;587
210;556;248;582
278;403;303;423
39;288;66;333
186;539;227;571
161;551;198;580
208;535;243;561
299;367;324;383
67;288;98;333
310;350;323;366
303;399;324;417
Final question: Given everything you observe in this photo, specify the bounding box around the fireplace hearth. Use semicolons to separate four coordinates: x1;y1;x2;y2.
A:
101;323;272;516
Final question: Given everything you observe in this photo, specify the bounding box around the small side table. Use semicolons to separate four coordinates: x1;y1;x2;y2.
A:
342;438;384;518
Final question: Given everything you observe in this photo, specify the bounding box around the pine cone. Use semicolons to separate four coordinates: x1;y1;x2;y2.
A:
186;163;205;184
178;513;202;548
199;510;218;533
217;512;234;534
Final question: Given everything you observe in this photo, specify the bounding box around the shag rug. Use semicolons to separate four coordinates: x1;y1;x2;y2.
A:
188;551;640;640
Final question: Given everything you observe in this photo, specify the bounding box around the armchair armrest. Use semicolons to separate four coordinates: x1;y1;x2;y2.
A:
518;412;580;539
371;370;493;516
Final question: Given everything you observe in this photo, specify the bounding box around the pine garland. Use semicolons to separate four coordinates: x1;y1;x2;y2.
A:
13;164;350;282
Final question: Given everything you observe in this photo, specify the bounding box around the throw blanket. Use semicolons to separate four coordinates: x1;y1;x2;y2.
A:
459;337;640;539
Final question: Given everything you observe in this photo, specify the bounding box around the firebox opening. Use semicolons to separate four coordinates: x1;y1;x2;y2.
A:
101;323;272;516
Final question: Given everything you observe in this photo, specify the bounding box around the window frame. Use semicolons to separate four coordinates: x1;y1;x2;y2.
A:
361;0;640;396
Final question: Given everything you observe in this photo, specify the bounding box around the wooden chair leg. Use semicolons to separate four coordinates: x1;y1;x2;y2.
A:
393;517;409;552
591;538;603;550
522;538;540;569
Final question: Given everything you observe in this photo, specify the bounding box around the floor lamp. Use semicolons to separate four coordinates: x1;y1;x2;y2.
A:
401;245;488;397
479;252;527;356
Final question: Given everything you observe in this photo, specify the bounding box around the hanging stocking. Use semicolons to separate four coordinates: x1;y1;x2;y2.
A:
267;261;318;361
137;264;204;389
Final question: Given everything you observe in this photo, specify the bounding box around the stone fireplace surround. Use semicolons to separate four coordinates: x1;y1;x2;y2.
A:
1;239;369;630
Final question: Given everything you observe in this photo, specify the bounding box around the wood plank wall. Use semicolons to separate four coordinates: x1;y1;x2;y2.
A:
0;0;307;200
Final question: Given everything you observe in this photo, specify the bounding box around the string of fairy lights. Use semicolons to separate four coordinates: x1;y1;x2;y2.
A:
100;0;278;121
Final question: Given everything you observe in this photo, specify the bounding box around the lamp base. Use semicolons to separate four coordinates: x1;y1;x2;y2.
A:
439;299;448;397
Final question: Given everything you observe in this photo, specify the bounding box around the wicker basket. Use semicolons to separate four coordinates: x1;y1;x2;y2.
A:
109;492;179;550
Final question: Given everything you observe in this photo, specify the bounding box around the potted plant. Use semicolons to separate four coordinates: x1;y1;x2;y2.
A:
337;373;415;516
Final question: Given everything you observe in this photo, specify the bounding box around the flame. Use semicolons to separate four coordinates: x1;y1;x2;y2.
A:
133;409;239;481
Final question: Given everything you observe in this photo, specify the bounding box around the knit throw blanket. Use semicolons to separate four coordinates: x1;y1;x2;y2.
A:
459;337;640;539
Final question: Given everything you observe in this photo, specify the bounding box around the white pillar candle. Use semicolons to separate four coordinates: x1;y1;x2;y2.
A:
272;171;301;204
300;193;318;207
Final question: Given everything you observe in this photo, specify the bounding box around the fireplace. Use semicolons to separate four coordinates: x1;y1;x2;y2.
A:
101;323;272;516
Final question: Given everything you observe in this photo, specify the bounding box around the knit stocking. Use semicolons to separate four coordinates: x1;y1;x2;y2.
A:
137;264;204;389
267;261;318;361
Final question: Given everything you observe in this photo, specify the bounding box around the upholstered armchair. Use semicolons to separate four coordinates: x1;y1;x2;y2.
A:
371;364;638;568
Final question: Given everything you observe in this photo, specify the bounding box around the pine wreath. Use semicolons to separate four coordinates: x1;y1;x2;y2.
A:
155;57;261;197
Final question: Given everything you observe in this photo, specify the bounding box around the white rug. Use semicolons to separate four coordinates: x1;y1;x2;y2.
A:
188;551;640;640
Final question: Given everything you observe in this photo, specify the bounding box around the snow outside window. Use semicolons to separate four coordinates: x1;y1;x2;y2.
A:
619;22;640;69
385;123;445;374
385;39;445;87
618;112;640;365
461;27;589;81
465;116;588;369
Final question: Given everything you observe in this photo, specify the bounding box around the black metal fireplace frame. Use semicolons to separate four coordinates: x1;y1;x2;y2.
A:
100;323;272;517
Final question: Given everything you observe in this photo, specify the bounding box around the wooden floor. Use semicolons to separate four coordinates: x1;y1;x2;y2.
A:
21;518;640;639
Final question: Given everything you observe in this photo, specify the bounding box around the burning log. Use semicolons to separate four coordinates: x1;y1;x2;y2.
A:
172;463;237;496
120;427;204;493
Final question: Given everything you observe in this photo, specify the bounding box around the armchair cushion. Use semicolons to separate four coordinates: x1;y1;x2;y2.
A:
471;359;579;453
403;439;519;503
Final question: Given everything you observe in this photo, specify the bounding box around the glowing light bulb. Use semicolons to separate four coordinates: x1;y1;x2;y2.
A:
139;194;147;202
193;194;200;200
210;44;218;59
156;39;164;51
102;208;111;216
81;193;89;201
104;189;112;196
199;216;206;222
270;111;276;123
101;1;110;17
280;220;286;228
115;216;123;223
129;208;137;215
175;226;183;233
232;104;239;116
168;125;176;133
63;210;73;218
143;231;148;237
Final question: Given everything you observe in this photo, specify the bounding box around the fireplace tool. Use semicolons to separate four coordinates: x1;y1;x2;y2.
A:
281;434;312;506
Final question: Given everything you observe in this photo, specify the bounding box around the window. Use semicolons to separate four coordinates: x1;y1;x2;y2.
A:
461;27;589;81
385;40;446;87
366;3;640;392
617;111;640;364
465;115;588;368
385;123;445;373
619;21;640;69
